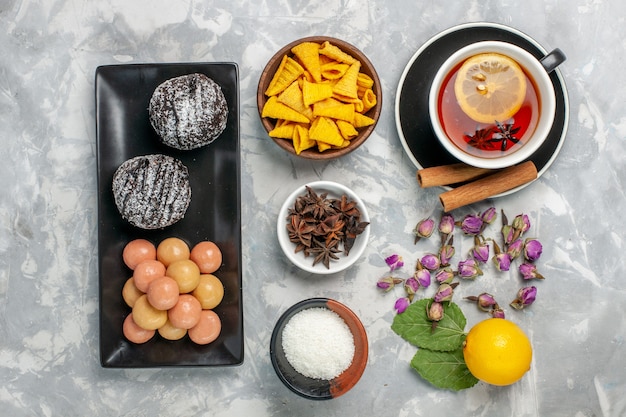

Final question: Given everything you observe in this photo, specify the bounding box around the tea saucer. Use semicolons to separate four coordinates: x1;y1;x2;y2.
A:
395;22;569;195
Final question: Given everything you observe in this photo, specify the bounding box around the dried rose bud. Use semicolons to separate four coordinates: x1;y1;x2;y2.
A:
480;207;497;224
421;254;441;271
376;277;403;291
414;218;435;243
492;241;512;271
439;243;455;267
394;297;410;314
479;293;498;311
501;224;516;245
458;214;484;235
470;236;490;263
524;238;543;262
519;263;545;280
414;268;431;288
438;213;455;236
385;254;404;271
513;214;531;234
427;301;444;322
458;258;483;279
435;267;454;284
510;286;537;310
493;253;512;271
404;277;420;299
506;238;524;260
434;283;454;302
491;305;506;319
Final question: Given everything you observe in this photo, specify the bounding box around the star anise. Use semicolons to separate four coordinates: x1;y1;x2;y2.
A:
332;194;360;220
494;121;521;151
343;216;370;256
314;213;345;246
286;214;316;253
302;186;337;219
465;127;494;150
309;238;341;269
285;187;370;268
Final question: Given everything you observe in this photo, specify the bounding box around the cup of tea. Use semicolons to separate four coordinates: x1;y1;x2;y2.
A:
429;41;566;169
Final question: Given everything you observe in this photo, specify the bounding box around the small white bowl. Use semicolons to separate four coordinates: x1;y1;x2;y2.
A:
277;181;370;274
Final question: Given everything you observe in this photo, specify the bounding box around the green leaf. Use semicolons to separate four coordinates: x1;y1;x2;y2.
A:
391;299;467;351
410;348;479;391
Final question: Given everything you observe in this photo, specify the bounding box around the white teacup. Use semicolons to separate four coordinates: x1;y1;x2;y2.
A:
429;41;565;169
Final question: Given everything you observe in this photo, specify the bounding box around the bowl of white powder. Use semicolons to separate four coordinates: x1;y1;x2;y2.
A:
269;298;368;400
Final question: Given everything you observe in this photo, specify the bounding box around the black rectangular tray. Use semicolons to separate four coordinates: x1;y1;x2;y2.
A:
95;62;243;367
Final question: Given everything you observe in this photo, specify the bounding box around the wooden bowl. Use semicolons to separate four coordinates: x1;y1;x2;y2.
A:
257;36;382;160
270;298;369;400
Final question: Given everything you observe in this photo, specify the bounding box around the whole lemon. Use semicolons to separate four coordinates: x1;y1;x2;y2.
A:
463;318;532;386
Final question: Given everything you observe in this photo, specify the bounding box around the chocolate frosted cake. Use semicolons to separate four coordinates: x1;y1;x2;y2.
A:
149;73;228;150
112;154;191;229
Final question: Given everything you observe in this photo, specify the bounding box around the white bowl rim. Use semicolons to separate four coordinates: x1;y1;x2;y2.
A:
428;40;556;169
276;180;370;275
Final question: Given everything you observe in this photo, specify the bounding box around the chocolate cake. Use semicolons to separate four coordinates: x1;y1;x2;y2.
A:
112;154;191;229
149;73;228;150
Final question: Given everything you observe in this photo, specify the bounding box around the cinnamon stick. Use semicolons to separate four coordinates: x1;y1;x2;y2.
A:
439;161;538;212
417;163;493;187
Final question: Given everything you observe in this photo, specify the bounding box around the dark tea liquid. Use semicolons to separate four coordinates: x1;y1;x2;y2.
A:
438;61;540;159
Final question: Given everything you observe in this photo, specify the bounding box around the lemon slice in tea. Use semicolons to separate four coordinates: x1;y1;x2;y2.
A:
454;53;527;124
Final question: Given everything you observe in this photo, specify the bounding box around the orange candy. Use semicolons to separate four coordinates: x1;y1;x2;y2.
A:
157;237;190;267
133;259;166;293
123;239;156;270
192;274;224;310
132;294;168;330
166;259;200;293
190;241;223;274
147;276;180;310
168;294;202;329
188;310;222;345
123;313;155;344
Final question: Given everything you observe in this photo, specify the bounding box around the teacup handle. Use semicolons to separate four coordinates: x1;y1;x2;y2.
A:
540;48;567;73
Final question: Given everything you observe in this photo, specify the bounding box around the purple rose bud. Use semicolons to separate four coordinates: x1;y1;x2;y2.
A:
394;297;410;314
404;276;419;295
465;292;497;312
512;214;531;235
427;301;444;322
460;214;484;235
477;293;497;311
501;224;516;245
439;244;455;267
414;218;435;243
414;268;431;288
524;238;543;262
491;241;512;271
435;267;455;284
421;254;441;271
510;286;537;310
458;258;483;279
438;214;455;236
470;237;490;263
519;262;545;280
506;238;524;260
385;254;404;271
493;252;512;271
491;306;506;319
434;283;454;302
376;277;392;291
480;207;497;224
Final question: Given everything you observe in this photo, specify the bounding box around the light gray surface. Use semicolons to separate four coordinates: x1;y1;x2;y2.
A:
1;1;625;416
